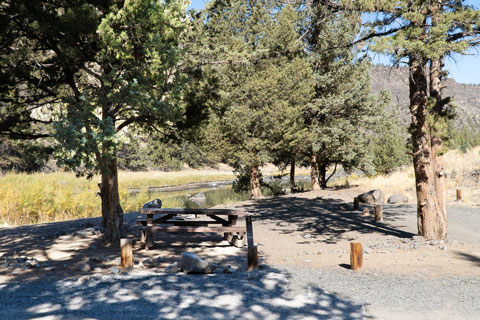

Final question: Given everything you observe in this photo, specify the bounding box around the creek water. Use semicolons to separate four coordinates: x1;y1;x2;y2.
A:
129;175;312;209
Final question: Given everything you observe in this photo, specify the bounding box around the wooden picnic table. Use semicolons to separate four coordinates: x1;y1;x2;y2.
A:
138;208;254;250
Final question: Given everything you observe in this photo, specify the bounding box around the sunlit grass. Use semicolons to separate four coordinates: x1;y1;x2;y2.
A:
0;170;236;226
347;146;480;205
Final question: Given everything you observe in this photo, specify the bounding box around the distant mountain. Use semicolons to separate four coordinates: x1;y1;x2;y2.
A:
370;65;480;129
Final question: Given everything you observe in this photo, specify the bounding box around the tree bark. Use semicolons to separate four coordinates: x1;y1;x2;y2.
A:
290;156;296;191
319;162;327;189
250;165;263;199
99;151;124;244
311;153;321;190
409;57;447;240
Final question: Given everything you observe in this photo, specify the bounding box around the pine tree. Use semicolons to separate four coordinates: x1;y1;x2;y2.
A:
305;3;384;189
355;0;480;239
204;1;313;198
51;0;197;243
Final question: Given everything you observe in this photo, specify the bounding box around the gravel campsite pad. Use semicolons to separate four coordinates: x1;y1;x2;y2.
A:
1;188;479;319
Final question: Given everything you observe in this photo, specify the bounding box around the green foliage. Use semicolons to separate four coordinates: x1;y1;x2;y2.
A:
368;110;410;175
304;5;387;183
0;138;53;172
202;2;313;192
444;122;480;153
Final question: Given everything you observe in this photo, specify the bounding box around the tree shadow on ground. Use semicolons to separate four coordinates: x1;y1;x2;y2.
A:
239;196;416;244
0;265;371;320
0;212;249;283
454;251;480;267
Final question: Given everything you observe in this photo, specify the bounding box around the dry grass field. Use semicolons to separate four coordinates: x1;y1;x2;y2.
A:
344;146;480;205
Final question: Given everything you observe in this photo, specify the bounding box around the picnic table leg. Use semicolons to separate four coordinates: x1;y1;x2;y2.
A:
246;216;258;270
232;232;245;248
224;232;234;243
145;228;153;251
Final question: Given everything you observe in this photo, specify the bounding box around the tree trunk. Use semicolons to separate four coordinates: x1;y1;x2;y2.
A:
311;153;321;190
409;57;447;240
250;165;262;199
99;151;124;244
319;162;327;189
290;156;296;191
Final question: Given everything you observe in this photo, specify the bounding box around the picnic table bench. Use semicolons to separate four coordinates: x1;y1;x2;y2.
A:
138;208;254;250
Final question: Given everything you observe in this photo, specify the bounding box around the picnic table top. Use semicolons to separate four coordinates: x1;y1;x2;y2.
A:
139;208;250;216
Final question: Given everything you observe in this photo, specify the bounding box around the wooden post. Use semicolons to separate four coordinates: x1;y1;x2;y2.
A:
456;189;462;201
374;204;383;222
350;242;363;271
246;215;258;271
353;197;359;210
120;238;133;268
145;228;153;251
248;246;258;271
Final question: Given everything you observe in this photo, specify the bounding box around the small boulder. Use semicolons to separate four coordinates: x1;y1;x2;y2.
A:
357;189;384;204
189;192;206;206
77;263;91;272
110;266;121;274
387;194;409;204
165;262;180;274
180;252;216;274
143;199;162;209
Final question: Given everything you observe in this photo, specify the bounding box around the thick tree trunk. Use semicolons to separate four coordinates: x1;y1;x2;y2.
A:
311;153;321;190
409;57;447;240
290;156;296;191
319;162;327;189
250;165;262;199
98;149;123;244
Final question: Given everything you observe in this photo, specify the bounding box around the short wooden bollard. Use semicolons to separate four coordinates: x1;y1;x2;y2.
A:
246;215;258;271
350;242;363;271
353;197;359;210
374;204;383;222
120;238;133;268
248;246;258;271
456;189;462;201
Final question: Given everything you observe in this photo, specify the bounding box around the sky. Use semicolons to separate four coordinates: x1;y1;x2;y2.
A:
188;0;480;85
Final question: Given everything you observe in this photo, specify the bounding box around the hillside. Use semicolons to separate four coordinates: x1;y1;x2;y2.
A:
370;65;480;129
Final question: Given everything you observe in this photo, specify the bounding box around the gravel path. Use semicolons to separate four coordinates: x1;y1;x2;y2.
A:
1;190;479;320
0;267;368;320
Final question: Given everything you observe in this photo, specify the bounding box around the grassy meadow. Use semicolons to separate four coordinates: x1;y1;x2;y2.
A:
336;146;480;205
1;147;478;226
0;170;236;226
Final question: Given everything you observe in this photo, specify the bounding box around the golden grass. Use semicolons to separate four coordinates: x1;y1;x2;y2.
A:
0;170;236;226
347;147;480;205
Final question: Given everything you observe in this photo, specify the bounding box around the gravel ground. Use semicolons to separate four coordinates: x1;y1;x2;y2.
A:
2;263;478;320
0;267;368;320
1;190;479;320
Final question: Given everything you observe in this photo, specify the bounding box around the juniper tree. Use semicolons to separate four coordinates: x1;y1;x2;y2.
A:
354;0;480;239
304;3;384;189
203;1;313;198
52;0;202;243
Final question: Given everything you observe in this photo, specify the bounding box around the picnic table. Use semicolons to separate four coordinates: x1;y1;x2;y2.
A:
138;208;254;250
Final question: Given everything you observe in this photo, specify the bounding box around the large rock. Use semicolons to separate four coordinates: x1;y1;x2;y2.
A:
180;252;215;274
387;194;409;204
143;199;162;209
165;262;180;274
189;192;206;206
357;189;384;204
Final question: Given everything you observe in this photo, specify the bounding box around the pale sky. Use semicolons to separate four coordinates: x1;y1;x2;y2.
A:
188;0;480;85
